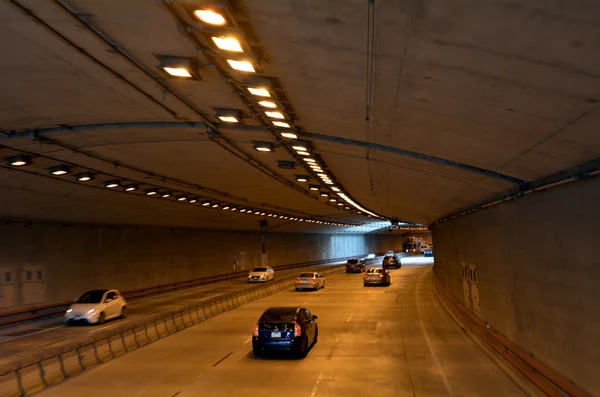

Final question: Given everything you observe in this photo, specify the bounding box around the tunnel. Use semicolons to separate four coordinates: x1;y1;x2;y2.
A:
0;1;598;396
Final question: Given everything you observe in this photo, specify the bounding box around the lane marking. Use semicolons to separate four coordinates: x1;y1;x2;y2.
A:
416;268;455;397
212;351;233;367
309;370;323;397
88;320;130;334
346;313;354;322
4;325;64;340
242;337;252;345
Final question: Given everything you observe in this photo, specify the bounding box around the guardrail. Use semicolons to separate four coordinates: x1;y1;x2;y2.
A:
0;264;346;397
432;275;593;397
0;254;366;327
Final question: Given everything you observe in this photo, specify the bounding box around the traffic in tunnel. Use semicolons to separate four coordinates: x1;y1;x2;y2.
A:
0;0;599;396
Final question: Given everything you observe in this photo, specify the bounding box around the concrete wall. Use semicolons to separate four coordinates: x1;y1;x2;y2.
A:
431;176;600;395
0;224;404;312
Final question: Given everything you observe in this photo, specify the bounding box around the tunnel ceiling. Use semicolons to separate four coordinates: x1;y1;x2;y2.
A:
1;0;599;232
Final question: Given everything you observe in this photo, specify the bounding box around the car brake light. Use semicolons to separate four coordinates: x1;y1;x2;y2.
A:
310;279;315;283
294;322;301;337
295;279;300;283
379;275;384;278
363;274;368;278
253;324;259;337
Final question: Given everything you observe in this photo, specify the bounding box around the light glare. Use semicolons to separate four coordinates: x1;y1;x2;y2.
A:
163;67;192;77
248;87;270;97
265;111;284;119
194;9;226;25
219;116;239;123
211;37;243;52
227;60;255;72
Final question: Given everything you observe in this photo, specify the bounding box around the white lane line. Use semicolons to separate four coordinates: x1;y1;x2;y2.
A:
242;337;252;345
309;370;324;397
346;313;354;322
416;268;455;397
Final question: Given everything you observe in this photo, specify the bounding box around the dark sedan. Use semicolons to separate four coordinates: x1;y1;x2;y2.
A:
345;259;364;273
382;255;401;269
252;306;318;358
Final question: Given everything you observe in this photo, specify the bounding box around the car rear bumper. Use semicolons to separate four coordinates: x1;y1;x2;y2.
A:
364;279;388;285
253;337;303;353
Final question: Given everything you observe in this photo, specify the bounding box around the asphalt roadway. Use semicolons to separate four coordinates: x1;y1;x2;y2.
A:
34;262;535;397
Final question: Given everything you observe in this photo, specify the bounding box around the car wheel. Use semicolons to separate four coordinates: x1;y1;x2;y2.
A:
299;336;309;358
120;306;128;319
363;283;368;287
96;312;105;325
314;285;318;291
296;288;300;292
66;319;73;326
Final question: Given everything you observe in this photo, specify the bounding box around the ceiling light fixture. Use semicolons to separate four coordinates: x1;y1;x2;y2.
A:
48;165;71;176
124;184;138;192
158;56;198;79
222;205;230;210
211;203;220;208
161;191;172;198
216;108;242;123
303;158;316;163
258;100;277;108
227;59;255;72
76;172;95;182
240;208;247;213
265;111;284;119
104;180;120;189
177;195;188;201
189;198;198;203
254;210;261;215
331;186;341;192
297;151;310;156
309;185;319;191
248;87;270;97
194;9;227;25
201;200;211;206
329;198;337;202
276;123;294;131
295;175;309;182
7;154;33;167
253;142;274;152
211;36;243;52
277;160;295;169
320;191;329;197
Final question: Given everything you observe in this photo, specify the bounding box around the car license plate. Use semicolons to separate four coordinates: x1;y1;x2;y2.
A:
271;331;281;338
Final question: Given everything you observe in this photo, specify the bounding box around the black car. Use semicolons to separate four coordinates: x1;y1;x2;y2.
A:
252;306;318;358
382;255;401;269
345;259;365;273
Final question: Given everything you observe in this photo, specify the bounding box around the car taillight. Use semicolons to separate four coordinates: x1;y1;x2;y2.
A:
253;324;259;337
379;275;384;278
295;279;300;283
294;322;301;337
310;279;316;283
363;274;368;279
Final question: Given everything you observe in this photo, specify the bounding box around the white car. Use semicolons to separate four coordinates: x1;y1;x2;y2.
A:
247;267;274;283
65;289;127;325
294;272;325;291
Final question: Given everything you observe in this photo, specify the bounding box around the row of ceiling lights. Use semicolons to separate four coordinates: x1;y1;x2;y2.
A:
4;154;361;227
158;5;385;220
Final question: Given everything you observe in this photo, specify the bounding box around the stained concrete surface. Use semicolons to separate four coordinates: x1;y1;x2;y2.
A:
35;265;530;397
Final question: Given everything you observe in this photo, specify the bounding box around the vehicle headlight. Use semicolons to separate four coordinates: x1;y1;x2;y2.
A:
88;309;96;314
66;309;73;313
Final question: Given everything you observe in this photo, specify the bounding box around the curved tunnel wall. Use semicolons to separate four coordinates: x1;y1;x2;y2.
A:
431;176;600;395
0;224;408;313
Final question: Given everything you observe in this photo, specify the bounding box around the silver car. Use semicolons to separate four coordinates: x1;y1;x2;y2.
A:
363;267;391;286
294;272;325;291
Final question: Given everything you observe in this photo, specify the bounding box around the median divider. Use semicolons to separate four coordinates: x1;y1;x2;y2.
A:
0;264;346;397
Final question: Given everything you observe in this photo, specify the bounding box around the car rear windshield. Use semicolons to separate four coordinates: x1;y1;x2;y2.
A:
366;268;383;274
76;290;108;303
252;268;267;272
347;259;358;264
261;310;297;322
298;273;314;278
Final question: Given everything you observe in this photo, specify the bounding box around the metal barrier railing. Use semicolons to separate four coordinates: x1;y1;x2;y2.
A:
0;264;347;397
0;254;366;327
